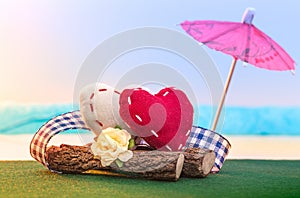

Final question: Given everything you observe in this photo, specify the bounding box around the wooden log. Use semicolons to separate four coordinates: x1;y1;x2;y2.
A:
132;146;216;177
181;148;216;178
45;144;215;180
45;144;105;174
46;144;184;181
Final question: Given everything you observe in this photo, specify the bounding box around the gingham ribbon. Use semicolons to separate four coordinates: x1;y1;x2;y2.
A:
30;111;231;172
30;111;89;167
185;126;231;172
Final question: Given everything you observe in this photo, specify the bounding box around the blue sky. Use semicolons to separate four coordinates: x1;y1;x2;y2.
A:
0;0;299;106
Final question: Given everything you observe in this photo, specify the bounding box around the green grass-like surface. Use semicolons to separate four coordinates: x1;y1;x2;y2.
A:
1;160;300;198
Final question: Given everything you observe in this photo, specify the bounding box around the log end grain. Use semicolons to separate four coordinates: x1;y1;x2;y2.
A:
175;153;185;180
202;151;216;175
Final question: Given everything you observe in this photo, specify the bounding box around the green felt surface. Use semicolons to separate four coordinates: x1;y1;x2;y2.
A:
0;160;300;197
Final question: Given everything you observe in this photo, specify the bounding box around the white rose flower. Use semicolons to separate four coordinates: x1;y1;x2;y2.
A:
91;127;133;167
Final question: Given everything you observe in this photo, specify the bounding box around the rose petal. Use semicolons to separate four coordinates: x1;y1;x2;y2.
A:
118;150;133;162
101;157;115;167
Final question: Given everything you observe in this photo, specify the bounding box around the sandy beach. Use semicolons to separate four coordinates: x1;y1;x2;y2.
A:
0;134;299;160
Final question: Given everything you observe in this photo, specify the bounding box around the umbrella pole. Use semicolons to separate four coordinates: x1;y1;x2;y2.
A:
211;57;238;131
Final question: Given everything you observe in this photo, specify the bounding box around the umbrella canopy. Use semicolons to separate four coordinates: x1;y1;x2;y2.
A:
181;20;295;71
181;7;295;72
180;8;295;131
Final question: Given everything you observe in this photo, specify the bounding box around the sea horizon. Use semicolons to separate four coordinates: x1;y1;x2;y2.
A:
0;103;300;136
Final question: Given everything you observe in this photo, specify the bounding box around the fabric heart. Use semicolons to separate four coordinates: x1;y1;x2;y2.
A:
119;87;194;151
79;83;132;136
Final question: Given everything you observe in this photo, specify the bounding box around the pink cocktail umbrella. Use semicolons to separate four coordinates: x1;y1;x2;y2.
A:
181;8;295;131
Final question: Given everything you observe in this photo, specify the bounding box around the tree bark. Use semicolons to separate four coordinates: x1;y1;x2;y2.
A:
46;144;184;181
111;150;184;181
45;144;215;181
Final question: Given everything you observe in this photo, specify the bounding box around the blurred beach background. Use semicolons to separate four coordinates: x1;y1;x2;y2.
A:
0;0;299;160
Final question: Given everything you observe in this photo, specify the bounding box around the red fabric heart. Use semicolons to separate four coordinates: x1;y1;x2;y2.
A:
119;87;194;151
